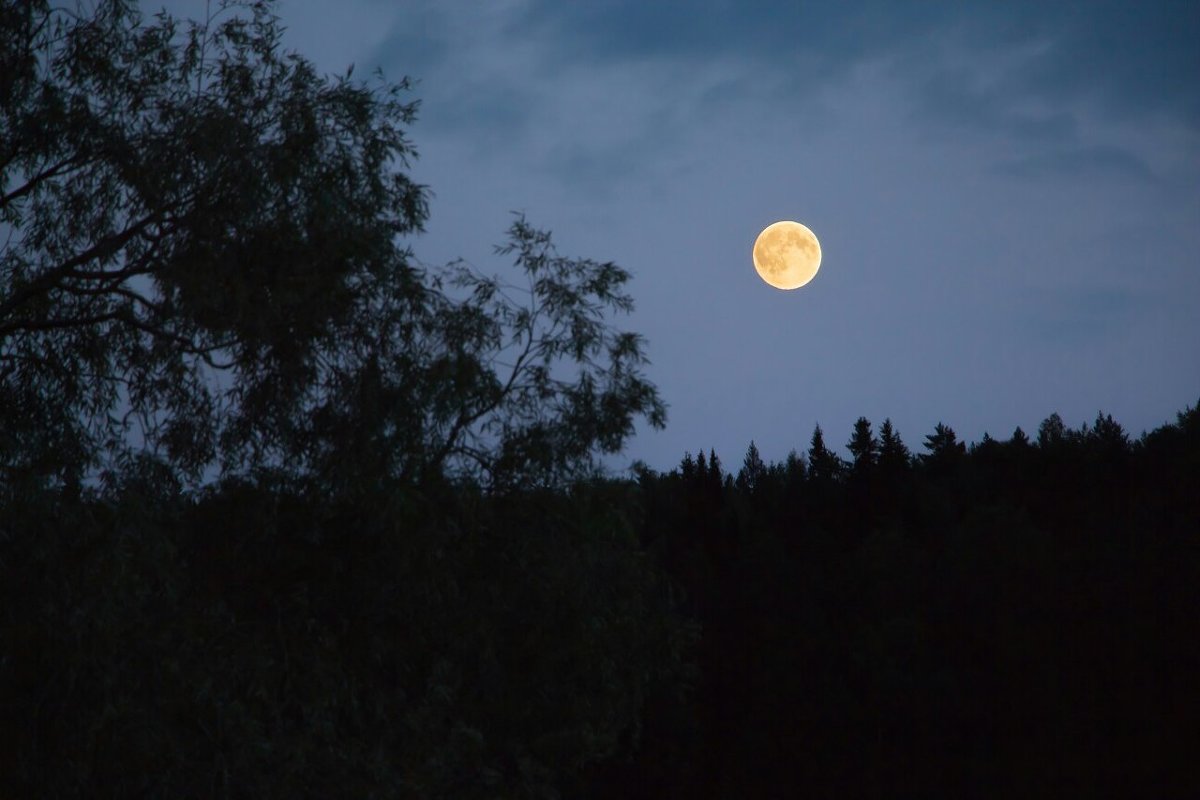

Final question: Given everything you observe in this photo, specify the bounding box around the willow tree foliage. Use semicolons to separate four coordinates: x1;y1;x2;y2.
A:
0;0;663;490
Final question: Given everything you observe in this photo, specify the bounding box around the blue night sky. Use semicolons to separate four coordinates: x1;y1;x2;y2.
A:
158;0;1200;472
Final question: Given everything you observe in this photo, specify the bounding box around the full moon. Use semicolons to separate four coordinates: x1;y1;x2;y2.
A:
752;220;821;290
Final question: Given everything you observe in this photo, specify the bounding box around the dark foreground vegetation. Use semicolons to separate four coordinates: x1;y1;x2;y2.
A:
2;1;1197;796
2;405;1198;797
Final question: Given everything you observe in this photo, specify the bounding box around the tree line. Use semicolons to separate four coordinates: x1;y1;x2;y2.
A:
585;410;1199;797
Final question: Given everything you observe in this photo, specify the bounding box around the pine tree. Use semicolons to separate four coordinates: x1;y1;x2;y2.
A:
847;417;879;476
1010;426;1031;448
681;451;696;481
971;431;1001;456
922;422;965;471
807;424;842;483
707;449;724;494
737;440;766;493
784;449;806;482
879;418;911;473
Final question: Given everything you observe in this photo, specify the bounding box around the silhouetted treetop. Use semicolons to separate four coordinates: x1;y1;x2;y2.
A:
847;417;879;476
922;422;965;469
736;440;766;492
681;451;697;481
807;423;843;483
1088;411;1130;453
878;418;911;473
1037;412;1069;449
707;449;724;489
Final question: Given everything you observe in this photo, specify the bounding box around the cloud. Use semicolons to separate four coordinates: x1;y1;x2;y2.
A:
359;0;1198;199
995;145;1154;181
510;0;1200;125
1020;284;1148;345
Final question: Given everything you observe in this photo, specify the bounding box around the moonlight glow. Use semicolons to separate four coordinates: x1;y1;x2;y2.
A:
752;221;821;290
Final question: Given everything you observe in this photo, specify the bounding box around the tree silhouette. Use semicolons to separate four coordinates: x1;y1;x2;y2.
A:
1037;412;1068;449
681;451;697;481
806;423;843;484
878;418;911;474
1088;411;1130;453
922;422;965;472
708;449;723;479
1;0;426;482
847;417;879;477
783;449;806;487
736;440;766;493
1010;426;1031;448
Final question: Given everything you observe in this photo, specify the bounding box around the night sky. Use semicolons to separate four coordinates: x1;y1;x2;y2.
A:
159;0;1200;472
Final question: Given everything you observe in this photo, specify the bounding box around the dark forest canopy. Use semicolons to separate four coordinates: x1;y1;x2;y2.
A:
3;401;1198;796
598;405;1200;798
1;1;1197;798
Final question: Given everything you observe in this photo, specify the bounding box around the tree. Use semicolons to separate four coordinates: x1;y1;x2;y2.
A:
0;1;664;491
298;215;666;492
708;449;723;480
680;451;696;481
878;418;911;474
0;3;683;798
783;449;805;485
1088;412;1129;453
846;417;879;477
807;424;842;483
736;440;766;493
922;422;964;473
1037;412;1069;450
1;6;678;796
969;431;1000;456
2;0;426;483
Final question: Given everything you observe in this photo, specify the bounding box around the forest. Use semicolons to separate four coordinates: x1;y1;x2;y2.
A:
587;411;1199;797
4;402;1198;797
2;2;1196;797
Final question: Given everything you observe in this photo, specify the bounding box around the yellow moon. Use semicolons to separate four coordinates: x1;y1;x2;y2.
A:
752;220;821;290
